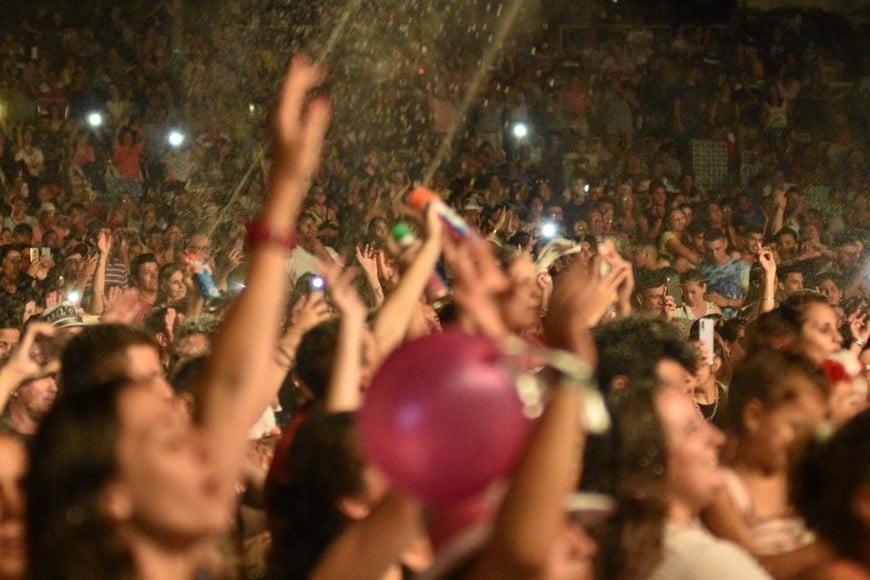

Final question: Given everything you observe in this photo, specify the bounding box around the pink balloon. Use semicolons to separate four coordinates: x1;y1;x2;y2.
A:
358;329;532;504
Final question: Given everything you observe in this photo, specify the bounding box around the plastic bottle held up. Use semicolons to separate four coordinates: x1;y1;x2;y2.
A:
187;253;224;312
407;187;473;240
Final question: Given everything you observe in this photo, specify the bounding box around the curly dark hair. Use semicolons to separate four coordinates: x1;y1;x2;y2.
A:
584;382;668;580
593;315;697;393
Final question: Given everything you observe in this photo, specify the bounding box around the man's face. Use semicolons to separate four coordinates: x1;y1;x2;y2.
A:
2;251;22;282
638;285;666;316
653;186;667;205
781;272;804;296
137;261;160;292
817;278;841;305
777;234;798;260
296;217;318;246
0;328;21;357
186;234;212;258
706;238;729;265
15;374;58;421
836;242;861;270
744;233;763;255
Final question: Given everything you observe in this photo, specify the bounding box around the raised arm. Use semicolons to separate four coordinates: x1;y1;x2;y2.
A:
88;228;112;315
355;244;384;307
769;188;786;237
0;322;58;413
758;247;777;314
372;206;443;357
468;257;621;580
198;55;330;480
319;259;367;413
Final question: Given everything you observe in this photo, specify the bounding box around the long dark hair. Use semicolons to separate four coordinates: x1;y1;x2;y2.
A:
266;411;365;580
585;383;668;580
26;379;134;579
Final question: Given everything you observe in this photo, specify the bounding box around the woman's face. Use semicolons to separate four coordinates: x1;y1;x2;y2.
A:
112;386;232;544
681;281;705;307
499;255;543;333
796;303;843;365
0;435;27;580
657;387;726;517
746;377;826;473
166;270;187;301
370;220;389;242
668;209;687;232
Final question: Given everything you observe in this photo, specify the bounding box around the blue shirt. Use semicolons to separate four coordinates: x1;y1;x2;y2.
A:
698;258;749;318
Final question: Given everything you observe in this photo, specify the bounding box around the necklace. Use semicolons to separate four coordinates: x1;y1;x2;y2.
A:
694;385;720;421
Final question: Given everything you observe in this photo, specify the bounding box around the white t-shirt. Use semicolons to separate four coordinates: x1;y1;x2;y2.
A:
649;522;772;580
287;244;338;285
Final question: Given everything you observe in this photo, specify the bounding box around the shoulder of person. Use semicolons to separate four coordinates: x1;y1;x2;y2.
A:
660;523;772;580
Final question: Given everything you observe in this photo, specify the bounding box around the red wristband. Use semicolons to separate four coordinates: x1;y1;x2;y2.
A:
246;220;296;251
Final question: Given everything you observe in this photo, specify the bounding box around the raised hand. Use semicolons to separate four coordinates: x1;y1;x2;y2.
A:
758;246;776;275
319;257;366;323
289;292;332;333
848;310;869;346
774;187;787;210
355;244;378;280
102;287;148;324
442;235;511;339
544;254;629;358
97;227;113;255
8;322;60;383
227;248;245;270
270;54;331;194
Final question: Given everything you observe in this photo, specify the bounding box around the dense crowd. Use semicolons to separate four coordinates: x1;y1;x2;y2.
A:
0;3;868;580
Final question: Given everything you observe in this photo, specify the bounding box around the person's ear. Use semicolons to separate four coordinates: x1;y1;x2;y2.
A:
101;481;134;523
609;375;629;392
712;356;722;375
742;399;765;435
154;332;169;349
335;494;371;521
